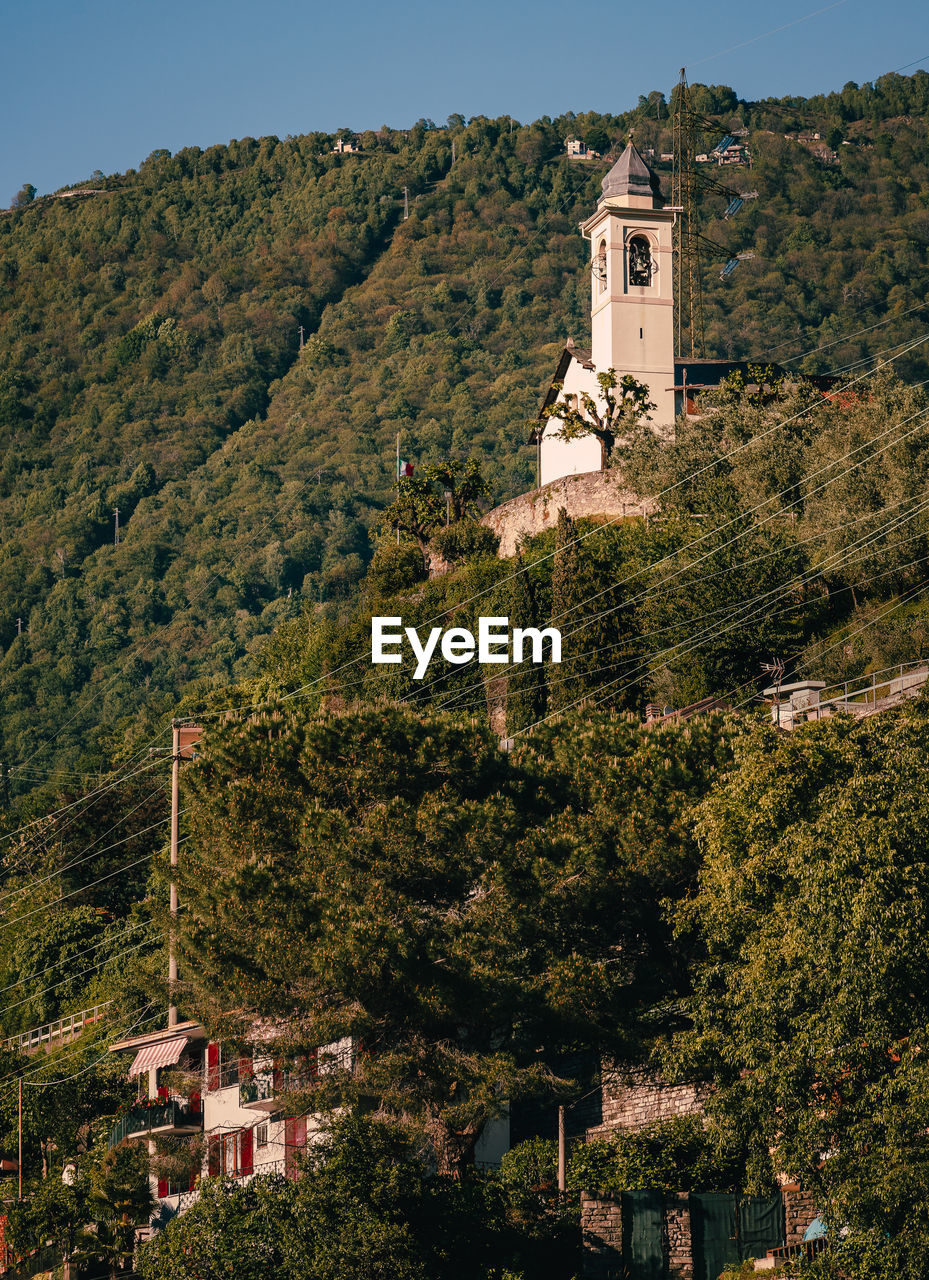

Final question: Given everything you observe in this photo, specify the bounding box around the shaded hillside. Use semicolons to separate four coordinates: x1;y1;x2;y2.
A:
3;72;929;791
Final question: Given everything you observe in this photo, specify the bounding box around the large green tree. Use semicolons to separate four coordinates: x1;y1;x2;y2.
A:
674;697;929;1278
175;704;734;1174
138;1115;502;1280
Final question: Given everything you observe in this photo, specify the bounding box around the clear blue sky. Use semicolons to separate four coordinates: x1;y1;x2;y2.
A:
2;0;928;202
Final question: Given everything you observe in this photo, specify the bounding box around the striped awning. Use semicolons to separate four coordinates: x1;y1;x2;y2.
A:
128;1037;188;1078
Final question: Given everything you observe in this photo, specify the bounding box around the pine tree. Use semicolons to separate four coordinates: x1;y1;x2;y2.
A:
548;509;584;713
504;557;545;733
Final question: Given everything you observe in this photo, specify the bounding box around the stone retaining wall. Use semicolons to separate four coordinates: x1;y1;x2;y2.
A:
587;1067;709;1139
480;470;655;558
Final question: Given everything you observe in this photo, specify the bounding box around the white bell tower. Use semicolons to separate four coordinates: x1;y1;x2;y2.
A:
580;143;676;427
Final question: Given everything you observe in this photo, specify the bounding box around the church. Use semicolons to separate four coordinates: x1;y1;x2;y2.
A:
529;142;776;489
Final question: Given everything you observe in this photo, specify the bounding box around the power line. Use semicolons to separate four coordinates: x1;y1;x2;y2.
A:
3;932;164;1016
0;918;155;996
436;496;929;719
0;829;188;934
686;0;850;71
0;804;171;907
400;363;929;711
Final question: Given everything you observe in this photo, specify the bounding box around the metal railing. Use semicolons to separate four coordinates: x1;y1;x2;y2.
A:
239;1070;278;1107
3;1001;112;1054
240;1068;313;1108
815;661;927;718
109;1099;203;1148
159;1160;287;1217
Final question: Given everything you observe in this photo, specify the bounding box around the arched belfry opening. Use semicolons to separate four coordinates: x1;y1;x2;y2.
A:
627;235;653;288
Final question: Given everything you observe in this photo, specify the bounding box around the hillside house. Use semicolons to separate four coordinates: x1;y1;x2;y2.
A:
332;137;359;154
107;1021;355;1228
566;138;601;158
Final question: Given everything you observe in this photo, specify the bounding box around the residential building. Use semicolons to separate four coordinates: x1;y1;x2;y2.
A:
107;1023;354;1227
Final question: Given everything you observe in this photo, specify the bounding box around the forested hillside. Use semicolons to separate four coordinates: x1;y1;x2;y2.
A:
3;71;929;795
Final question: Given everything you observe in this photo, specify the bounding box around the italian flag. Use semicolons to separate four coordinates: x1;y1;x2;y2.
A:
397;458;414;478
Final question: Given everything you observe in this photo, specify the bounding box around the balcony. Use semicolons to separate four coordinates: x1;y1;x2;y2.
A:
109;1099;203;1147
240;1068;283;1111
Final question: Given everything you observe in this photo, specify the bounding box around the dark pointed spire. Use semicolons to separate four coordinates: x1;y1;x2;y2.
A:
600;142;663;206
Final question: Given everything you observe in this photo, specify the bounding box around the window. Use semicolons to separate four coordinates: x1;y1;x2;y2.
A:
256;1123;268;1149
206;1042;247;1091
219;1129;254;1176
595;239;607;293
628;235;652;286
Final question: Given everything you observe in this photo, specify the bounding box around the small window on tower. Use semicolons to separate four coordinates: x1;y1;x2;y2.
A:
595;239;607;293
628;236;652;287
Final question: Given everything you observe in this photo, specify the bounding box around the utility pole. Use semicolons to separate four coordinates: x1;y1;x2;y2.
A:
113;508;120;546
298;324;305;351
18;1074;23;1200
557;1105;566;1193
16;618;22;636
169;722;202;1027
402;186;409;220
451;139;456;163
1;761;9;809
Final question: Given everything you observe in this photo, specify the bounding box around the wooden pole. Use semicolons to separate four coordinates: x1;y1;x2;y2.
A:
18;1074;23;1200
557;1104;566;1192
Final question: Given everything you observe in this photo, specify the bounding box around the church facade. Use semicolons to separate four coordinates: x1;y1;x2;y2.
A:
532;143;783;489
533;142;676;488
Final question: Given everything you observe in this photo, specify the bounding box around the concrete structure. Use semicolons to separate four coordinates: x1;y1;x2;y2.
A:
764;663;929;731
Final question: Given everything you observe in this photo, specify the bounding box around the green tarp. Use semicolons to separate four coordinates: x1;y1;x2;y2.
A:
691;1193;785;1280
621;1190;665;1280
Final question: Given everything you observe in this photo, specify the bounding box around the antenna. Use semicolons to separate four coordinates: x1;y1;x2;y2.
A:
114;508;120;546
402;186;409;220
672;69;705;359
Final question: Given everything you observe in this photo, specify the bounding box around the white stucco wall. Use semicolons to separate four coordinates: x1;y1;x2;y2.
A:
539;361;602;487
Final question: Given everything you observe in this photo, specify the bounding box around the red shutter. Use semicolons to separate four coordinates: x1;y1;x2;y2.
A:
239;1128;253;1175
284;1118;296;1180
207;1042;219;1092
188;1169;197;1192
157;1178;168;1198
208;1136;220;1177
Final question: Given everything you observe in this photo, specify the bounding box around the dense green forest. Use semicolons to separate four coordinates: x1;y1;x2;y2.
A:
6;69;929;1280
4;71;929;797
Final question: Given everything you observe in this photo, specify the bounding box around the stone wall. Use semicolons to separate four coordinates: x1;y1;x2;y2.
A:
783;1187;820;1246
587;1066;709;1139
580;1192;624;1280
579;1191;693;1280
665;1192;693;1280
480;470;655;558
